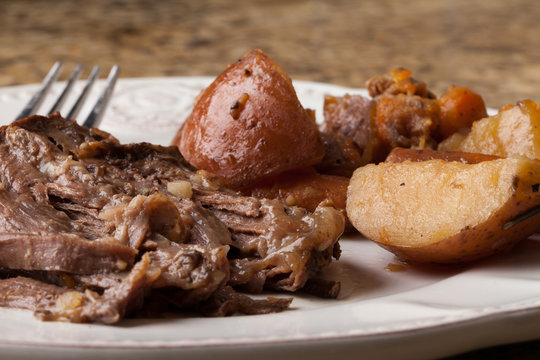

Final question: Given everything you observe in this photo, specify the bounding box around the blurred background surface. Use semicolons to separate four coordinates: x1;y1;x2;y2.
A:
2;0;540;108
1;0;540;358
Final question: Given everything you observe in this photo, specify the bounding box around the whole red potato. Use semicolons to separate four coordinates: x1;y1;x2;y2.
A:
174;49;325;188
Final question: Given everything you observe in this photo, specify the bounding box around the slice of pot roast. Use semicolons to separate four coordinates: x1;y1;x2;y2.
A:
0;114;344;323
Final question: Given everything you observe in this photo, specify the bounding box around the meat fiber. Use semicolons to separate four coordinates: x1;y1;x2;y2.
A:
0;114;344;323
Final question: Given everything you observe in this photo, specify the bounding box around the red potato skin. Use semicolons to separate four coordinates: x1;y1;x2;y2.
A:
380;147;540;263
386;147;540;166
385;147;502;164
174;49;325;188
377;192;540;264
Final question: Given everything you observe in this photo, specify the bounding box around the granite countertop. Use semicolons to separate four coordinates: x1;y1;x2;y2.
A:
2;0;540;109
1;0;540;358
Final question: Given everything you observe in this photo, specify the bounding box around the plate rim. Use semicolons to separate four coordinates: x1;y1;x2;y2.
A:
0;77;536;359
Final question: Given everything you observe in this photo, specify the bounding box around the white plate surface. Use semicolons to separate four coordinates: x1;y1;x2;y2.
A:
0;77;539;360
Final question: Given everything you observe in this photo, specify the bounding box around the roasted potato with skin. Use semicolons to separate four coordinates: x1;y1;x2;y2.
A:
386;147;540;168
439;100;540;160
385;147;503;164
347;156;540;263
174;49;325;188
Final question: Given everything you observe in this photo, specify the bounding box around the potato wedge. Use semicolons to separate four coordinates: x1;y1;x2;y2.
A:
438;100;540;160
346;156;540;263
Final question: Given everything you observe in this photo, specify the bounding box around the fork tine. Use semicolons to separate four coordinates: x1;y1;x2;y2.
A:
15;61;63;120
82;65;119;128
14;63;120;126
66;65;101;120
48;64;83;115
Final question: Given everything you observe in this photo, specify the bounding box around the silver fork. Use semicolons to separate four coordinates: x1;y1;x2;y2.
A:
14;62;119;128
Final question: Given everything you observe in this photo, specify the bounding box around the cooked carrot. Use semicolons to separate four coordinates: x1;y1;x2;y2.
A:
436;86;488;141
241;167;349;212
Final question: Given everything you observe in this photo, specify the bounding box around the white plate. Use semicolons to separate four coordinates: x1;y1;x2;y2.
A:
0;77;539;360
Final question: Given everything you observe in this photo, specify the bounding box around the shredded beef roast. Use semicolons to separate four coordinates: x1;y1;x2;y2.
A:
0;114;345;323
318;94;379;174
318;69;441;174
